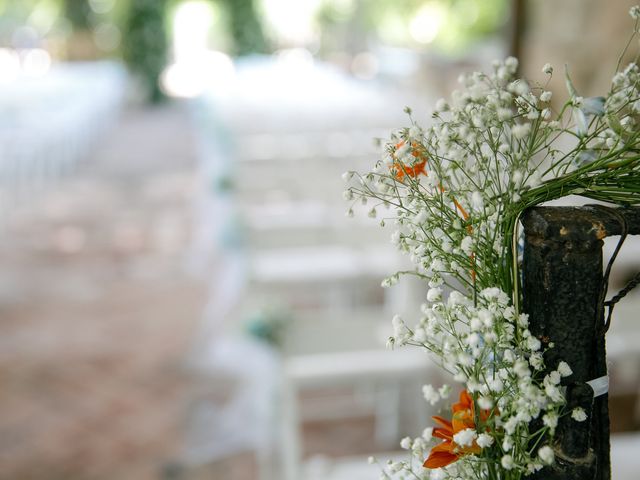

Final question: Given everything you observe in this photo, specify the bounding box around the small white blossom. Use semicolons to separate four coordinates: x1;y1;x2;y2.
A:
540;90;553;102
466;332;481;348
512;123;531;139
502;436;514;451
470;317;483;331
461;236;473;255
413;327;427;343
546;371;561;385
489;377;504;392
572;407;588;422
453;428;477;447
427;287;443;303
538;445;555;464
545;383;563;402
478;396;493;410
543;412;558;430
471;191;484;211
477;433;494;448
630;5;640;19
392;315;405;336
430;469;446;480
501;455;515;470
514;359;531;378
527;336;541;351
438;384;452;399
542;63;553;75
408;125;422;139
422;427;434;441
400;436;412;449
423;385;440;405
558;361;573;377
530;352;544;370
388;461;403;474
435;98;449;112
504;417;519;435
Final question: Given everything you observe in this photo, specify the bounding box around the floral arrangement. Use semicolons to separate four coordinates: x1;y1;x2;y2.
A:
343;6;640;480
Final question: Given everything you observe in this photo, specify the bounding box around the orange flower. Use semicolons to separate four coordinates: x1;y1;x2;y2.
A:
391;141;476;282
423;390;482;469
391;140;428;181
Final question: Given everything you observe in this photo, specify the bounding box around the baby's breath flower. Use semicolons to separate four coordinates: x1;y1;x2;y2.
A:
453;428;477;447
543;412;558;431
477;433;494;448
538;445;555;465
423;385;441;405
438;384;452;399
430;469;446;480
512;123;531;139
572;407;588;422
630;5;640;19
427;287;443;302
478;396;493;410
501;454;515;470
558;361;573;377
489;377;504;392
342;188;354;201
435;98;449;112
527;336;542;351
348;19;640;478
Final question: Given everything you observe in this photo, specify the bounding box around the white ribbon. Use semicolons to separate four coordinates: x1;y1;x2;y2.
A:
586;375;609;397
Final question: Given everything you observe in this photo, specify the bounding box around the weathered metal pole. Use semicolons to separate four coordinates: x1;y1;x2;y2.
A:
521;206;640;480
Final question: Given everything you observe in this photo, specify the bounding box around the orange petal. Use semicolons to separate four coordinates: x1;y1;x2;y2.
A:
433;427;453;441
423;448;459;469
432;415;453;431
453;390;473;412
452;411;475;432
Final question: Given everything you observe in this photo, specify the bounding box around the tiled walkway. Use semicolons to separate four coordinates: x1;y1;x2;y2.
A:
0;103;209;480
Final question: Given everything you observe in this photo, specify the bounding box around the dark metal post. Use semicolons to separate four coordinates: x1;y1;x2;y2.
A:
522;206;640;480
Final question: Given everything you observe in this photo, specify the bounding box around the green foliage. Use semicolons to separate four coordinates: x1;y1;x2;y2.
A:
122;0;169;103
316;0;509;56
219;0;268;56
64;0;92;30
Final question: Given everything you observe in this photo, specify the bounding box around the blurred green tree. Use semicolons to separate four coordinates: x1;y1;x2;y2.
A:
122;0;169;103
219;0;268;56
64;0;92;30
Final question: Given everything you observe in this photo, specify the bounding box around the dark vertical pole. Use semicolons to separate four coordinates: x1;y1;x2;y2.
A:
522;207;610;480
509;0;526;62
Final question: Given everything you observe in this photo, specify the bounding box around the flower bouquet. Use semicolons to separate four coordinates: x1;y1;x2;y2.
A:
344;6;640;480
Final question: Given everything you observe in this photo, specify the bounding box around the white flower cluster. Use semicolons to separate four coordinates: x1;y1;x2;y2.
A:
344;8;640;478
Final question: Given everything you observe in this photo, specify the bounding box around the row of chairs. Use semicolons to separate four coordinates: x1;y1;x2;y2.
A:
0;61;126;224
184;55;441;480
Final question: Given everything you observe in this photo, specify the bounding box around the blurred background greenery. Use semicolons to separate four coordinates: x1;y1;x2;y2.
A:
0;0;511;101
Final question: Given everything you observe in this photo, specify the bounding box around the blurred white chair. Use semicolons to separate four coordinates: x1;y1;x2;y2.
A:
611;432;640;480
279;348;434;480
179;335;280;480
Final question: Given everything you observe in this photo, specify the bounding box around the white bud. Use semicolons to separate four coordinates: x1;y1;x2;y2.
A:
538;445;555;465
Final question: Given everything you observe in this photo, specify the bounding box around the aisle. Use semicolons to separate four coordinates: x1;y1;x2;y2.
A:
0;103;208;480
